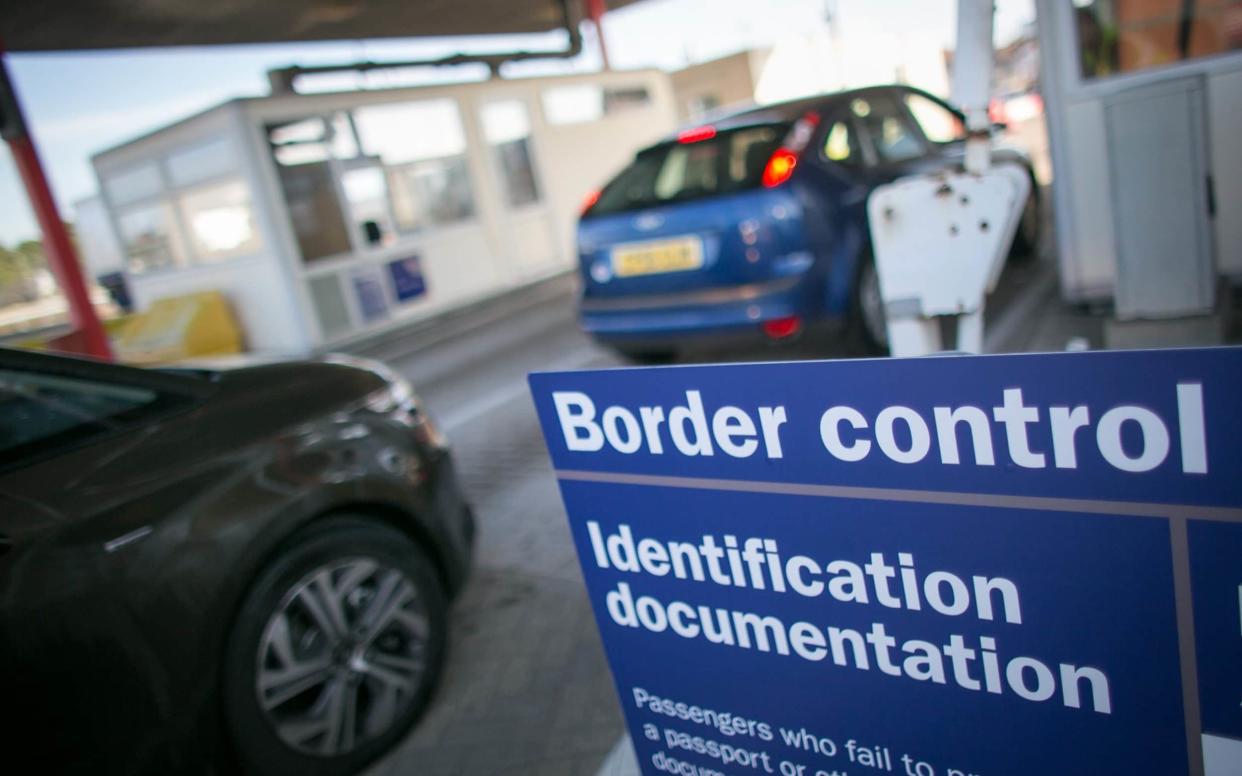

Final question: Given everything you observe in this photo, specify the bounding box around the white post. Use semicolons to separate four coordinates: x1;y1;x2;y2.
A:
952;0;995;176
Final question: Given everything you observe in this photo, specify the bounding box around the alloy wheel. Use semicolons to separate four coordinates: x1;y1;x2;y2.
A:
254;558;430;757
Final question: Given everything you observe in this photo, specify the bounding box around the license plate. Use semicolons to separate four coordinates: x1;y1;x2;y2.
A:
611;237;704;277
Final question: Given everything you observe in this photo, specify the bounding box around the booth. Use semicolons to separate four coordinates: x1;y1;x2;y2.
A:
89;69;676;353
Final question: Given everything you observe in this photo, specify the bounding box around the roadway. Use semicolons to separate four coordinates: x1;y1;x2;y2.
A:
357;252;1060;775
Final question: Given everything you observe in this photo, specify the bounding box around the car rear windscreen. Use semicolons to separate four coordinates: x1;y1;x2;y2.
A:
588;123;789;217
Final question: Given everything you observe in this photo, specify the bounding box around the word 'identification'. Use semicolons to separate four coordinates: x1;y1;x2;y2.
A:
552;383;1208;473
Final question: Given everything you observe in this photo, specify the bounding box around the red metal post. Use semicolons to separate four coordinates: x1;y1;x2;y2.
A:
586;0;611;71
1;51;113;360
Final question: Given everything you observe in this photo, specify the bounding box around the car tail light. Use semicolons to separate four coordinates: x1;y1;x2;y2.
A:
677;125;717;144
761;111;820;188
762;315;803;339
580;188;602;217
762;149;799;188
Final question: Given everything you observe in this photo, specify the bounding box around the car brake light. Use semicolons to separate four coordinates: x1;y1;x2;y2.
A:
762;315;803;339
761;110;819;188
762;149;799;188
677;125;717;144
580;188;601;216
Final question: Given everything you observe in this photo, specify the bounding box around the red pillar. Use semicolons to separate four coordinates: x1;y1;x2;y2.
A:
1;50;113;360
586;0;611;71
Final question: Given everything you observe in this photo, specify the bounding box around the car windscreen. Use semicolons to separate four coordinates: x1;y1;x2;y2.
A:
0;370;163;464
587;123;789;217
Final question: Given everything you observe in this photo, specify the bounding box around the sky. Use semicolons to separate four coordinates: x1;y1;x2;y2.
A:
0;0;1034;247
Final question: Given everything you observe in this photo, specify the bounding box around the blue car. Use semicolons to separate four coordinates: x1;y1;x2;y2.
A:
576;85;1040;360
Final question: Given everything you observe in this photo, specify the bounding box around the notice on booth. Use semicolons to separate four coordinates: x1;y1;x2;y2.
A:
529;349;1242;776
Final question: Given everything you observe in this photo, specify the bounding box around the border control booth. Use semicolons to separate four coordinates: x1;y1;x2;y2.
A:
90;69;675;353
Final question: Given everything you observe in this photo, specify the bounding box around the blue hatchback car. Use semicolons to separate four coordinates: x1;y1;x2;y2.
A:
576;85;1040;359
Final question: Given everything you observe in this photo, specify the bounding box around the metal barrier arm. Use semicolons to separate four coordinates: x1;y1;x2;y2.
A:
866;0;1031;357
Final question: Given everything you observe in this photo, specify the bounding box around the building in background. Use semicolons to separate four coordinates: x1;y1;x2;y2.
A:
669;49;770;121
667;30;954;125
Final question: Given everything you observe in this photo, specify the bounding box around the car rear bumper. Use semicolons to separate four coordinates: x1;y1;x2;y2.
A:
578;274;834;346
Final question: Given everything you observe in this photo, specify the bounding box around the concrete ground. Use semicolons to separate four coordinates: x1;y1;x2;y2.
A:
349;240;1193;776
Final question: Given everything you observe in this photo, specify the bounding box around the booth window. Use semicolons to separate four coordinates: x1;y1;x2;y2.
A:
116;201;188;274
177;180;261;262
352;99;477;233
104;163;162;206
481;100;542;208
106;139;262;274
167;139;235;188
1076;0;1242;80
266;117;354;263
541;84;652;125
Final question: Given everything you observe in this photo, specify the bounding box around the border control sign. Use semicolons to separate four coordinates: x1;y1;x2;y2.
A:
529;349;1242;776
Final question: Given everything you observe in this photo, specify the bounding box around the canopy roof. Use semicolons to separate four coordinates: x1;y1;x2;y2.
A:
2;0;638;52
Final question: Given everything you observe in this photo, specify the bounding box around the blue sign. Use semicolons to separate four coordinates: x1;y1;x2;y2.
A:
349;268;389;323
387;256;427;303
529;348;1242;776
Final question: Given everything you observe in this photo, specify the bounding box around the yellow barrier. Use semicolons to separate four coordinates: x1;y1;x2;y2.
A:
114;291;245;365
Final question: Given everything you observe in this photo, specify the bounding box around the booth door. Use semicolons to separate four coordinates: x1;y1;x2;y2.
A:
1105;76;1215;319
478;99;562;279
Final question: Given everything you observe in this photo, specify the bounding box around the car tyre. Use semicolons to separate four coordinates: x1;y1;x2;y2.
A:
1009;180;1041;260
222;517;446;776
851;255;890;355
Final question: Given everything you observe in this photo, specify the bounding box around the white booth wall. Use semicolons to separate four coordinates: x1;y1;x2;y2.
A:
1036;0;1242;311
93;103;311;352
91;69;677;354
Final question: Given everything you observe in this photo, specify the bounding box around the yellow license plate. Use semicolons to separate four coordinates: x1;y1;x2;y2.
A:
612;238;704;277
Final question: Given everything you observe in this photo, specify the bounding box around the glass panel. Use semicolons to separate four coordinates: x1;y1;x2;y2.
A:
340;166;395;246
103;163;162;207
167;138;236;187
387;158;476;231
266;119;353;263
352;100;477;232
177;179;262;261
117;201;189;274
823;120;861;163
353;100;468;163
1076;0;1242;80
0;370;157;458
850;96;924;164
903;93;966;144
590;124;786;217
308;273;352;338
481;100;541;208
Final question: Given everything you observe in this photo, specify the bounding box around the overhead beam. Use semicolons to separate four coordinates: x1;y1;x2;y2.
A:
0;0;640;52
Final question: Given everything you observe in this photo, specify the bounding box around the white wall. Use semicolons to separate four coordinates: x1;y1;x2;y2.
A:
129;255;307;352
